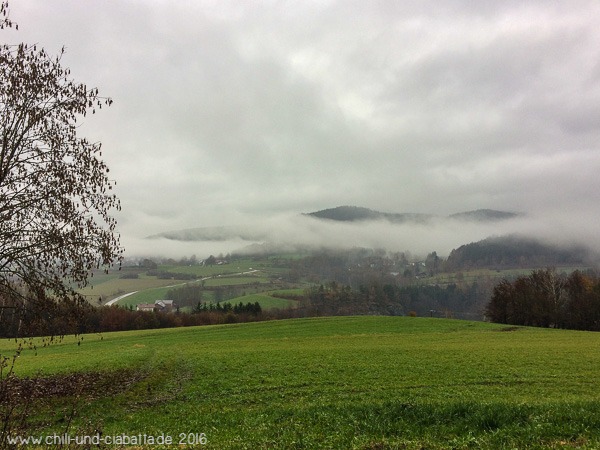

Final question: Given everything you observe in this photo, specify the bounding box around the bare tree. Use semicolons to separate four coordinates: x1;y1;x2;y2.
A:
0;1;123;332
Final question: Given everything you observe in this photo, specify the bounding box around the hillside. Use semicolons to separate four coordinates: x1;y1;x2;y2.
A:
305;205;518;223
148;206;520;242
448;209;521;222
303;205;433;223
446;234;592;269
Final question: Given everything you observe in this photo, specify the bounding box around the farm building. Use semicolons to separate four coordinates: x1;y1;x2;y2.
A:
136;300;177;312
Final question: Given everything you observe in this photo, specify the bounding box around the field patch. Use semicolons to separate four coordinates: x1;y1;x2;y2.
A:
116;287;174;306
227;293;298;309
4;317;600;448
79;276;189;304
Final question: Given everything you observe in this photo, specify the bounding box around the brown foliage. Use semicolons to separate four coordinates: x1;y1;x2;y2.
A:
0;0;123;336
486;269;600;331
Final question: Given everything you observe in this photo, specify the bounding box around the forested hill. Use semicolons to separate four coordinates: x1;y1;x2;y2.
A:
305;206;518;223
445;235;592;270
304;206;433;223
448;209;521;222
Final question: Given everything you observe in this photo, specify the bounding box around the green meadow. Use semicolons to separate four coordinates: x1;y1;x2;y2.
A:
226;292;298;309
77;257;295;308
4;316;600;449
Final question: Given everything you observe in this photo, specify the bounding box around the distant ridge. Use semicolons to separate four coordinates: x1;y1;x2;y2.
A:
448;209;521;222
304;206;434;223
305;206;519;223
147;206;521;242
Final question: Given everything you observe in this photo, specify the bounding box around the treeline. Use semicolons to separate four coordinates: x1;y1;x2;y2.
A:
300;281;485;319
1;278;486;338
287;248;411;286
165;284;264;308
14;265;600;338
0;298;265;338
486;269;600;330
193;301;262;315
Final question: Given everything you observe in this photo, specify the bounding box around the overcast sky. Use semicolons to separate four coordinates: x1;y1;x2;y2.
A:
5;1;600;257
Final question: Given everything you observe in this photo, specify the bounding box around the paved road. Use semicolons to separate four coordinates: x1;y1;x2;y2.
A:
105;291;139;306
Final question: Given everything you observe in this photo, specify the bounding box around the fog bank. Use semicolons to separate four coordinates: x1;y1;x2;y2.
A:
120;210;598;261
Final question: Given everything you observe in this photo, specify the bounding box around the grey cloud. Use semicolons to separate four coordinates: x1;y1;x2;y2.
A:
6;0;600;257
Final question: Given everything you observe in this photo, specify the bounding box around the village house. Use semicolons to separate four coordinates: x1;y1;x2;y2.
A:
136;303;156;312
136;300;177;313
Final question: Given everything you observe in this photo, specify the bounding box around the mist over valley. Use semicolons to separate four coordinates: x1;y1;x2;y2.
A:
5;3;600;448
131;206;597;266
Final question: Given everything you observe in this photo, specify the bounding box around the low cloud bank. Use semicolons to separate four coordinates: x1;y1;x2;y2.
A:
120;210;599;261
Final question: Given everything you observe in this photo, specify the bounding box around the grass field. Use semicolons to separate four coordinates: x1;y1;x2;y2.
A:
76;257;306;314
78;257;291;307
227;292;299;309
202;275;271;286
78;274;191;304
4;316;600;449
117;287;175;306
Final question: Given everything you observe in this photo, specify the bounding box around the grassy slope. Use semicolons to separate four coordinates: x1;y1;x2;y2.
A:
78;257;293;310
225;292;298;309
4;316;600;448
78;275;189;304
80;266;302;310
